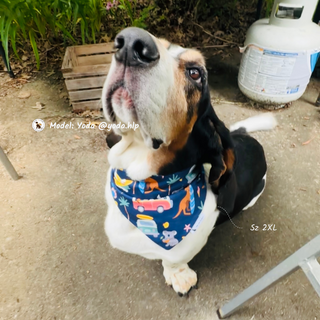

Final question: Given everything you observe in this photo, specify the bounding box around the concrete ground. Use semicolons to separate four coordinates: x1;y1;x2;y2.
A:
0;61;320;320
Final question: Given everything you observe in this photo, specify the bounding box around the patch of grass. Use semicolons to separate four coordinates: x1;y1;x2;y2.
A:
0;0;109;70
117;0;154;29
0;0;155;70
264;0;274;17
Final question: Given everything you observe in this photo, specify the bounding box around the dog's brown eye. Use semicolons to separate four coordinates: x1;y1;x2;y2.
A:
189;69;201;81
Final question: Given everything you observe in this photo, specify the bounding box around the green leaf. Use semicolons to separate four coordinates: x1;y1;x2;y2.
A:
2;16;13;71
9;23;19;60
55;22;76;42
73;3;79;25
133;20;147;29
91;22;96;43
29;29;40;70
0;17;9;70
31;10;46;38
122;0;133;21
15;7;27;40
80;19;85;44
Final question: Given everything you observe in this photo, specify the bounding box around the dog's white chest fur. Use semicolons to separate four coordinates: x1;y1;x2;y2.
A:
104;165;219;264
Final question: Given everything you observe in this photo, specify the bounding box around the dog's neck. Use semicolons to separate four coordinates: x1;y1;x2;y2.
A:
108;130;161;180
108;122;208;181
107;129;191;181
107;105;231;183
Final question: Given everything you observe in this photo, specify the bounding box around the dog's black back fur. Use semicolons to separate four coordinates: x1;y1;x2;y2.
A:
215;129;267;225
157;109;267;226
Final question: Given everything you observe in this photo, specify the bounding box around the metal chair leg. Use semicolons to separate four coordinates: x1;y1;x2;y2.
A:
300;257;320;296
0;147;20;180
218;235;320;318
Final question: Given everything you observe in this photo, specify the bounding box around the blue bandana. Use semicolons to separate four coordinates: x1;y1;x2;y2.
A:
110;165;207;250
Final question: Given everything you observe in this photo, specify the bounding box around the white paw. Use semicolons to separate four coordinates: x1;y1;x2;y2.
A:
163;263;198;295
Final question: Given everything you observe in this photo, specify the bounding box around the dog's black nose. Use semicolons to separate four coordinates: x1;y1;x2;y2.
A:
114;27;159;67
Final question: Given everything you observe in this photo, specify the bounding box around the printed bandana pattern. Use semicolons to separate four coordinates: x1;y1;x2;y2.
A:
111;165;207;250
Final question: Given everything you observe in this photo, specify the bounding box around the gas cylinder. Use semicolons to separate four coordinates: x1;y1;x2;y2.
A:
238;0;320;104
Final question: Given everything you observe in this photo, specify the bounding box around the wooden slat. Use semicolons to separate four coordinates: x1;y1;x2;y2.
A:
69;88;102;101
74;43;115;55
62;64;111;78
61;47;70;70
62;43;115;111
65;76;106;90
61;47;78;71
72;100;102;111
77;54;113;66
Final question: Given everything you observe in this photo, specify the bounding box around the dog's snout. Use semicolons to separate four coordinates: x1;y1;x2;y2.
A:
114;27;159;67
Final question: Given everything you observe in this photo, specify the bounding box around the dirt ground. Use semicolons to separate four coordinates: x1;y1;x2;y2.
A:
1;58;320;320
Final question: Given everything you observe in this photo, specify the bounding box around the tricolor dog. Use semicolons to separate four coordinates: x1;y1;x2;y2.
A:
102;27;277;296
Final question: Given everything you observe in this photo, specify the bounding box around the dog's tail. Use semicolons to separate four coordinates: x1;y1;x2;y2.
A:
230;113;277;133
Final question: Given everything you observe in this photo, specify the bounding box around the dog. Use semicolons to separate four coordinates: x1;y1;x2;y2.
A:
102;27;277;296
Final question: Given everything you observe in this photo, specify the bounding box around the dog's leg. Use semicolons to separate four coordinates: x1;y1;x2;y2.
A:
162;260;197;295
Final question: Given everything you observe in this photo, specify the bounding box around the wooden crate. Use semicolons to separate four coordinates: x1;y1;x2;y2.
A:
61;43;116;111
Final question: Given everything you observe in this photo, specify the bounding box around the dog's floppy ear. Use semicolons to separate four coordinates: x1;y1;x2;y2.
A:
204;106;238;215
215;171;238;225
205;107;235;184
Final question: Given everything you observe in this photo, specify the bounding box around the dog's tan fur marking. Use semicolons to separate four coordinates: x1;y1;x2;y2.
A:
142;46;206;174
224;148;235;172
158;38;171;49
211;156;227;188
180;50;205;66
148;113;198;173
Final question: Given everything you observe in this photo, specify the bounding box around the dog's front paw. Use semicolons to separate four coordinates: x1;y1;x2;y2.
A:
162;262;198;296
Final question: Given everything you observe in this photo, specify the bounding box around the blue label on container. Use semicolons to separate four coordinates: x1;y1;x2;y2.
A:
310;52;320;72
263;50;298;57
290;88;299;94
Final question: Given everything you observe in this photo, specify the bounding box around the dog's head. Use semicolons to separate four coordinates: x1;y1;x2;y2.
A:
102;27;235;192
102;27;209;147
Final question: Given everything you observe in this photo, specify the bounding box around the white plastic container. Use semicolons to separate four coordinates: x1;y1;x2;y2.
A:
238;0;320;104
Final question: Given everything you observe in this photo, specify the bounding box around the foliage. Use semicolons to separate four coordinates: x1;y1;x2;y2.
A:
0;0;153;71
264;0;275;17
146;0;276;49
117;0;154;29
153;0;274;23
147;0;257;47
0;0;276;72
0;0;108;70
